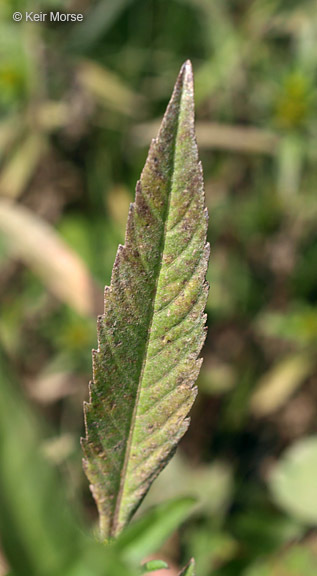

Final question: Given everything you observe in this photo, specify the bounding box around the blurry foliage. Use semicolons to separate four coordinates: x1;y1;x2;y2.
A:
269;436;317;524
0;0;317;574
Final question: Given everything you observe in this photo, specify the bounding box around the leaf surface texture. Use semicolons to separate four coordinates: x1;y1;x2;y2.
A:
82;60;209;538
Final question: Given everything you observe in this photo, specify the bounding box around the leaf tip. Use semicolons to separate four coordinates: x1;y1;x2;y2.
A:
179;59;194;90
181;59;193;75
178;557;196;576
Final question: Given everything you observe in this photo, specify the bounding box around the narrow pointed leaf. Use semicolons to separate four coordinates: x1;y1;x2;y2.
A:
82;60;209;539
178;558;196;576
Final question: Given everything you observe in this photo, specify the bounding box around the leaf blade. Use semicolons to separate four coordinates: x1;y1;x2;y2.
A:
82;60;209;538
115;497;196;565
178;558;196;576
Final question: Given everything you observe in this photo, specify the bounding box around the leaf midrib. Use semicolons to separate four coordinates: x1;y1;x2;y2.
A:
110;82;186;537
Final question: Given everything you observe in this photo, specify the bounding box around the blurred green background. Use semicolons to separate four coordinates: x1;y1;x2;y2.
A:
0;0;317;575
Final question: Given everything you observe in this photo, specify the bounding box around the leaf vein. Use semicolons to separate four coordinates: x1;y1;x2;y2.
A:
156;253;204;314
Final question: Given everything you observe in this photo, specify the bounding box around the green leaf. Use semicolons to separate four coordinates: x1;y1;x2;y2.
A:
268;435;317;524
82;60;209;539
64;543;138;576
0;350;81;576
114;497;196;565
243;542;317;576
178;558;196;576
141;560;169;573
0;349;82;576
0;350;138;576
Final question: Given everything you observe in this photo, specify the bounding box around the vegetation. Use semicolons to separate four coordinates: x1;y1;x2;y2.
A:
0;1;317;575
82;60;209;542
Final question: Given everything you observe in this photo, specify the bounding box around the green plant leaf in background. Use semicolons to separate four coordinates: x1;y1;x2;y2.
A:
114;497;196;565
81;60;209;539
269;436;317;524
243;540;317;576
0;350;137;576
140;559;168;574
0;350;80;576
